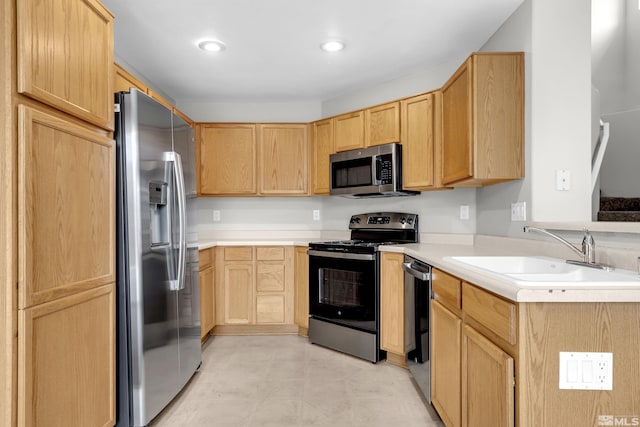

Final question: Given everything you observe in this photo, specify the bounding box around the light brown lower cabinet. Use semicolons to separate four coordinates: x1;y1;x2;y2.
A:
293;246;309;335
431;268;513;427
215;246;295;332
18;283;115;427
199;248;215;341
462;325;514;427
431;299;462;427
431;267;640;427
223;262;254;325
379;252;407;367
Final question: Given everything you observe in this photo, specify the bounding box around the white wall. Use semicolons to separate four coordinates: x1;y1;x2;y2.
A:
175;100;322;123
198;189;477;234
600;109;640;197
591;0;627;113
529;0;592;222
476;0;532;236
321;57;464;117
592;0;640;200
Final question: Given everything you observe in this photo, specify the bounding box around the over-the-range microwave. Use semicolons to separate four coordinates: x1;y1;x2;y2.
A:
329;143;418;198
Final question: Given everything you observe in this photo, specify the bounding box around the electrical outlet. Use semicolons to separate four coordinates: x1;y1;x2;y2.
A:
559;352;613;390
213;210;221;222
459;205;469;220
313;210;320;221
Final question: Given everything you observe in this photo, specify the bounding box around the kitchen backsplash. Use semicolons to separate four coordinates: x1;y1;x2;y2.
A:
197;188;477;234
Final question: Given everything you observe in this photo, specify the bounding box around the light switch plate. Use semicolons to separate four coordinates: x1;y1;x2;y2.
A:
213;210;221;222
559;352;612;390
313;210;320;221
511;201;526;221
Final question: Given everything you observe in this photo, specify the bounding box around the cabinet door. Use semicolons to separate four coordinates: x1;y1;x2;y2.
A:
365;102;400;147
294;247;309;330
442;59;473;185
258;124;309;195
380;252;405;360
199;124;257;195
18;283;115;427
334;111;364;152
17;0;114;129
431;299;462;427
462;325;514;427
199;267;215;340
312;119;334;195
18;105;115;308
401;93;437;190
223;263;253;324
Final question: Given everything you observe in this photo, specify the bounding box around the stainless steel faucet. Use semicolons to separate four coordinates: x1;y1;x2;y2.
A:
523;226;611;270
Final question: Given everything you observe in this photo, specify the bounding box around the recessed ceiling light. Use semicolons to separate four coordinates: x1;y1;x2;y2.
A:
198;40;225;52
320;40;345;52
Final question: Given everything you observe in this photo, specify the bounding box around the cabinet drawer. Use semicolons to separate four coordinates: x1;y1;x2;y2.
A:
462;282;516;345
432;268;461;311
224;247;253;261
256;246;285;261
199;248;213;270
256;263;285;292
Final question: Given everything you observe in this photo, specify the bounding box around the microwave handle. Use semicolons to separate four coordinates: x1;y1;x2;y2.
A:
373;155;381;185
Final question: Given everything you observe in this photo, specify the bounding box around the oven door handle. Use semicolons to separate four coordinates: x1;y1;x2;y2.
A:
308;250;376;261
403;262;431;281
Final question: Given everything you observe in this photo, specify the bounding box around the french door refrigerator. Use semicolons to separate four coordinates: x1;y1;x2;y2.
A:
115;89;201;426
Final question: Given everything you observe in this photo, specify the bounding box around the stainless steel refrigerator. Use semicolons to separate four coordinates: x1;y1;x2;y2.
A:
115;89;201;427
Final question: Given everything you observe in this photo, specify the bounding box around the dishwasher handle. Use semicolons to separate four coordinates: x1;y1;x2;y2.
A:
403;262;431;281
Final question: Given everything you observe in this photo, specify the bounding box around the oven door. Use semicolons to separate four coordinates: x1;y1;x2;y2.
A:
308;249;378;333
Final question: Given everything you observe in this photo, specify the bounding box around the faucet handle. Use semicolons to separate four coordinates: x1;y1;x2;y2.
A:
581;229;596;264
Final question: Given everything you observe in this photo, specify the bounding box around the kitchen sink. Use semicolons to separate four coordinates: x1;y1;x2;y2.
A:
445;256;640;287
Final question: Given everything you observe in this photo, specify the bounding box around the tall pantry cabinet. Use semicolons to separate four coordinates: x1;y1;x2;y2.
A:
1;0;116;425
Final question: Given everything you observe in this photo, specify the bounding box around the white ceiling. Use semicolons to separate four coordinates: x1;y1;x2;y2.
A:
102;0;524;103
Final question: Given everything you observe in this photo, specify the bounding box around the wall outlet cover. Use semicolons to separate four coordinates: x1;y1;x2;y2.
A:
559;351;612;390
460;205;470;220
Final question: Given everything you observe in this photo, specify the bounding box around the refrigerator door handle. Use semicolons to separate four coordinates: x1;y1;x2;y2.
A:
163;151;187;291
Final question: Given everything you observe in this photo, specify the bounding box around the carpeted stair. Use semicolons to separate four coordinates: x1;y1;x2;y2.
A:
597;197;640;222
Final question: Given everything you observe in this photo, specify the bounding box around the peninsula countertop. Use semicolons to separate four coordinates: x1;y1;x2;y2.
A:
197;233;640;303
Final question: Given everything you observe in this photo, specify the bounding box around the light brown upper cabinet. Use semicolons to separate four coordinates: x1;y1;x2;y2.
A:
198;123;310;196
17;0;114;130
401;91;445;191
334;111;365;152
198;124;258;195
258;124;309;195
365;102;400;147
311;119;334;195
441;52;524;186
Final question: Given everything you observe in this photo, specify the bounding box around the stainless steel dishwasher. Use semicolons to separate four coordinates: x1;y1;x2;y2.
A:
403;255;432;403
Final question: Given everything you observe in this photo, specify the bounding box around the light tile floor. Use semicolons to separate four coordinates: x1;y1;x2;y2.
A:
151;335;445;427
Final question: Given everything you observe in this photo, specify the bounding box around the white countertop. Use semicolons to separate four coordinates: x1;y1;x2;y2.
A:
380;243;640;303
197;233;640;303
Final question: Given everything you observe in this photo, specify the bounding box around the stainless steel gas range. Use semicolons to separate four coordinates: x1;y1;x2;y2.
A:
307;212;419;362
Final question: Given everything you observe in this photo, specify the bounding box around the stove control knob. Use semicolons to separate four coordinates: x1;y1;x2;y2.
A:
400;217;406;224
407;217;414;225
355;217;361;223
